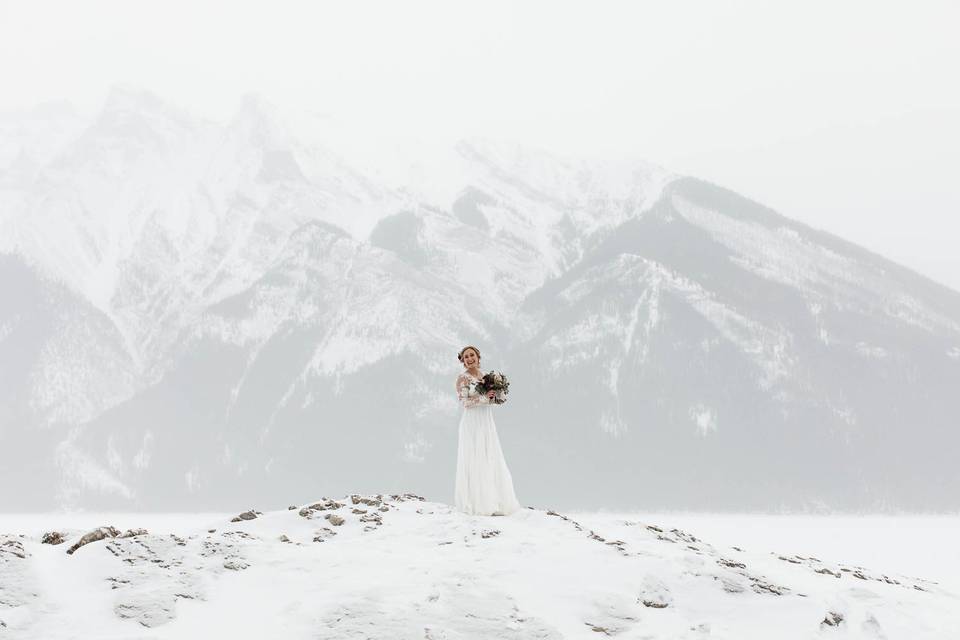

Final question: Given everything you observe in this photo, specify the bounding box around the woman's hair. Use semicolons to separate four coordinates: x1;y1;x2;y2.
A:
457;345;481;363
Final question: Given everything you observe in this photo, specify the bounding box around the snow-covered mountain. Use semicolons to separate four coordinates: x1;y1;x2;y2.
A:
2;86;959;511
1;497;957;638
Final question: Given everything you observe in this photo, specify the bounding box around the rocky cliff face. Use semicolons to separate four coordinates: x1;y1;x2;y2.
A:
2;87;958;510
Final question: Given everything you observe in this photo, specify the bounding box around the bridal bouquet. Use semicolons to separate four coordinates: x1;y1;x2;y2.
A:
475;371;510;405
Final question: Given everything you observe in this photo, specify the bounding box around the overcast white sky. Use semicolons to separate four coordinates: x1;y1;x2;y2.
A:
2;0;958;290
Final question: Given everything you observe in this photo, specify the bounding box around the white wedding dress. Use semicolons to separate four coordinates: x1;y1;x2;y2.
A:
454;371;522;516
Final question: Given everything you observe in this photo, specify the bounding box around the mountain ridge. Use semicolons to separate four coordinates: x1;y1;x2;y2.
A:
1;88;958;511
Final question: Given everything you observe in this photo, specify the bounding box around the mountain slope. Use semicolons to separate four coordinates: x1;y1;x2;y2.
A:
1;89;959;511
510;178;960;509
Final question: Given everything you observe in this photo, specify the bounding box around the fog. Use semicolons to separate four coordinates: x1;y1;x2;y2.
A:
2;0;958;289
2;1;959;513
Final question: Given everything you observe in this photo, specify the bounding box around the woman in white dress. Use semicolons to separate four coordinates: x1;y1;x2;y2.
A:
454;345;522;516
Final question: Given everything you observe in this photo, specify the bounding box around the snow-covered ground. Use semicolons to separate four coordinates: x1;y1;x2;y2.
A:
2;500;958;639
569;512;960;593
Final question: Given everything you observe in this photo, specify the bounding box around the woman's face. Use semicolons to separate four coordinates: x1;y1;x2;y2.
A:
462;348;479;369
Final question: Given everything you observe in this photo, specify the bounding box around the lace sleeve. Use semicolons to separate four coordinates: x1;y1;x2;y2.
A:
456;373;490;408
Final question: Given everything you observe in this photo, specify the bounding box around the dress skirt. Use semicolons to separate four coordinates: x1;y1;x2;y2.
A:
454;404;521;516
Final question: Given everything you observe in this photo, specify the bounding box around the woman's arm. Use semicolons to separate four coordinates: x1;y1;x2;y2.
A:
456;374;491;408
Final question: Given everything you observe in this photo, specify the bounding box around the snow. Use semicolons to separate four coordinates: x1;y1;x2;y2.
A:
599;409;627;438
550;256;797;391
689;405;718;437
402;433;431;464
52;441;134;502
569;512;960;593
26;315;138;428
672;195;960;336
131;432;154;471
855;342;889;359
2;503;958;639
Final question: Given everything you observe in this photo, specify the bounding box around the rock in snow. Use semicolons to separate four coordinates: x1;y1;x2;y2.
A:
40;531;64;545
230;510;262;523
822;610;845;627
0;495;957;639
65;526;121;555
63;526;149;555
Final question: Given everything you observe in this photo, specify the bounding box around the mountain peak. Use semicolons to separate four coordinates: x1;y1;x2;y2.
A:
229;92;293;150
84;84;200;144
101;84;172;116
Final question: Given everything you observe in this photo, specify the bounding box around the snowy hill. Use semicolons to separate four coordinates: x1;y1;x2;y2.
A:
2;87;960;511
1;496;957;639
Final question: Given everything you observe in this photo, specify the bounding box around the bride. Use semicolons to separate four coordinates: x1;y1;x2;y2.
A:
454;345;522;516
